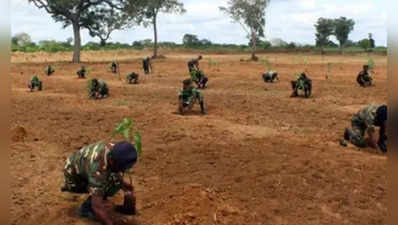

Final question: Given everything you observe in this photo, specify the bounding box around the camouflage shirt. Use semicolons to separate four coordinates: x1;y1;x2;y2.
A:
179;87;203;104
357;104;379;133
64;141;123;197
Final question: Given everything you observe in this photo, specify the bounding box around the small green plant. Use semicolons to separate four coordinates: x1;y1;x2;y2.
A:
112;118;142;156
367;58;375;70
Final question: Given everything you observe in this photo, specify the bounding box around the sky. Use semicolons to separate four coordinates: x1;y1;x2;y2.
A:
11;0;388;46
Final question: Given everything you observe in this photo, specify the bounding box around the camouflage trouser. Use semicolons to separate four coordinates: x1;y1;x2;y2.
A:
348;115;368;147
62;157;122;198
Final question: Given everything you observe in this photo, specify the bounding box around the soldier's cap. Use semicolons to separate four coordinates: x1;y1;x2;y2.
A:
198;55;203;59
375;105;387;126
183;79;193;86
363;64;369;68
110;141;137;171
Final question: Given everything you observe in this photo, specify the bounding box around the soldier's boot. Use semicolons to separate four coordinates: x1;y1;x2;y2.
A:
77;196;95;219
200;101;207;115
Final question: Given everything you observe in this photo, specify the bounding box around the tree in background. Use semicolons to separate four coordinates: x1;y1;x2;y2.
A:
133;0;185;58
183;34;200;47
28;0;131;63
314;18;335;48
220;0;271;61
182;34;212;48
12;32;32;47
333;17;355;49
87;7;135;46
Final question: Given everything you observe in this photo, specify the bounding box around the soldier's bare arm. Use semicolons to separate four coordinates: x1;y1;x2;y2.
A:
92;195;114;225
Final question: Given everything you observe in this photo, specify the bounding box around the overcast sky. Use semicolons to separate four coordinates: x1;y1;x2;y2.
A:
11;0;388;46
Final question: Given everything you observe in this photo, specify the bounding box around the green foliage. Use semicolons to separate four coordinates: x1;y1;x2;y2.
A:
315;18;335;47
334;17;355;47
112;118;142;155
367;58;375;69
220;0;271;58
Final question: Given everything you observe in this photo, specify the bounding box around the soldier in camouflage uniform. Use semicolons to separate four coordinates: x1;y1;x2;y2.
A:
88;78;109;99
188;55;202;73
45;65;55;76
126;72;139;84
263;71;279;83
77;66;87;79
110;62;118;74
357;65;373;87
178;79;206;115
61;141;138;224
291;72;312;98
142;57;152;75
344;104;387;152
28;75;42;91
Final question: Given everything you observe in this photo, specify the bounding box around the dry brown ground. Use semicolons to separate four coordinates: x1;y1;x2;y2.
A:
11;50;387;225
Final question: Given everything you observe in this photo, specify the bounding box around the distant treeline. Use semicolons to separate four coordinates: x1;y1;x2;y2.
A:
11;38;387;55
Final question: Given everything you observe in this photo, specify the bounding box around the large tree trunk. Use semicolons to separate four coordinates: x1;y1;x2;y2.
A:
251;31;257;61
72;22;81;63
153;15;158;58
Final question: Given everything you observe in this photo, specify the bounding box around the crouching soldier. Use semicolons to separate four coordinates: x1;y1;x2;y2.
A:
88;78;109;99
190;70;208;89
61;141;138;223
142;57;152;75
291;72;312;98
45;65;55;76
178;79;206;115
357;65;373;87
28;75;42;92
263;71;279;83
343;104;387;153
77;66;87;79
110;62;118;74
188;55;202;73
126;72;139;84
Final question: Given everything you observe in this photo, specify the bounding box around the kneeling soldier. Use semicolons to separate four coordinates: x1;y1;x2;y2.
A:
126;72;139;84
61;141;138;223
28;75;42;92
88;78;109;99
263;71;279;83
45;65;55;76
343;104;387;153
178;79;206;115
77;66;87;79
357;65;373;87
291;72;312;98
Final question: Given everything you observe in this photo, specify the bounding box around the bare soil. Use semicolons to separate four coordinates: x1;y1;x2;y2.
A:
11;51;387;225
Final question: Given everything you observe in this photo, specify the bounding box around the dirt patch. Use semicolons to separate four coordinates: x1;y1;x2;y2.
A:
10;52;387;225
11;126;27;142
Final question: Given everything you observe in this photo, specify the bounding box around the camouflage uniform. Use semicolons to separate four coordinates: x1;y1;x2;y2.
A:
77;67;87;78
178;85;206;114
348;104;379;147
263;71;278;83
29;76;42;91
179;87;203;106
126;72;139;84
63;142;123;199
45;65;55;76
89;79;109;99
111;62;118;74
357;70;372;86
188;57;201;73
143;58;152;75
